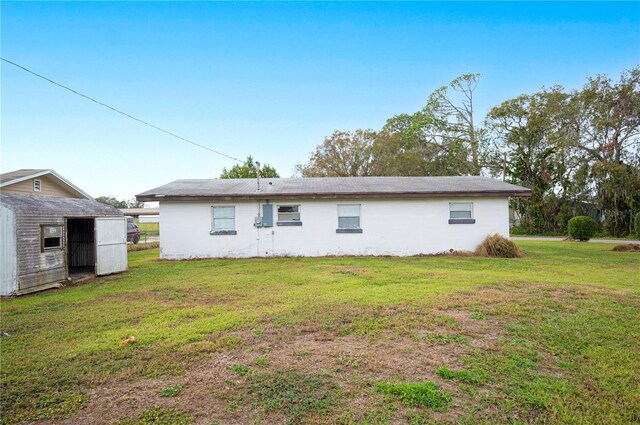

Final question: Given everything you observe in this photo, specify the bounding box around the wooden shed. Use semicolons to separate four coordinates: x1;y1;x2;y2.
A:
0;194;128;296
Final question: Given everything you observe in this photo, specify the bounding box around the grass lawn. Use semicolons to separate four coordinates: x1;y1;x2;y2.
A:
136;222;159;236
1;241;638;424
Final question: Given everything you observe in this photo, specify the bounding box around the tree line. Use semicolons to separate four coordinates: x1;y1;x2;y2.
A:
295;68;640;237
132;68;637;237
95;196;143;209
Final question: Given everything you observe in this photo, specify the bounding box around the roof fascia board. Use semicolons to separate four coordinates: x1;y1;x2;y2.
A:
48;170;93;199
137;190;532;202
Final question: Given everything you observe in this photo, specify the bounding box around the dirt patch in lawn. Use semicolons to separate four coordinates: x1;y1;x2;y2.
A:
39;305;509;425
34;283;598;424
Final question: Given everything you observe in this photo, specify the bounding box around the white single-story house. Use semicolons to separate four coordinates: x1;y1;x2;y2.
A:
1;169;129;296
136;176;531;259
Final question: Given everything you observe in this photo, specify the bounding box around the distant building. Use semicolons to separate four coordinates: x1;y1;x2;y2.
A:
120;207;160;224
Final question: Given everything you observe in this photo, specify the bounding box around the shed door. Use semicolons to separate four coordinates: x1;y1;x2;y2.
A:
95;217;127;275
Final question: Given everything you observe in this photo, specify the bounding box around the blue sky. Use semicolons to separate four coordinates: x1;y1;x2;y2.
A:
2;2;639;200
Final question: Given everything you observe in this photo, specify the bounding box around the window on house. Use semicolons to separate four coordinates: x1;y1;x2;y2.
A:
211;206;236;234
338;204;361;229
449;202;475;224
277;205;301;225
42;225;63;250
33;179;42;192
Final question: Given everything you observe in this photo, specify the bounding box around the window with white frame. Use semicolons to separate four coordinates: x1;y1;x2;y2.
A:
449;202;474;223
338;204;361;229
211;206;235;233
277;205;301;223
33;179;42;192
42;225;63;250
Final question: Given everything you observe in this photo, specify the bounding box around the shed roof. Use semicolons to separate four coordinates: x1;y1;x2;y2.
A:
137;176;532;201
0;193;123;217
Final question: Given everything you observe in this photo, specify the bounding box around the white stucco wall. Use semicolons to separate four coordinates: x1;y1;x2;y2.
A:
159;197;510;259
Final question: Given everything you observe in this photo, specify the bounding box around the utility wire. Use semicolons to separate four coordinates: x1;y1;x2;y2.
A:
1;57;244;163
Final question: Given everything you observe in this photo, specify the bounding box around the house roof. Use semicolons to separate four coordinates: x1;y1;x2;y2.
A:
136;176;532;201
0;193;122;217
0;169;93;199
0;169;49;184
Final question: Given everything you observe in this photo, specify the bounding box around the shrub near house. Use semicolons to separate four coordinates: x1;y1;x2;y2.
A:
568;216;598;241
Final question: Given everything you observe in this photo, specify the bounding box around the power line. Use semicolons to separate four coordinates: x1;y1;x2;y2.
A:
1;57;244;163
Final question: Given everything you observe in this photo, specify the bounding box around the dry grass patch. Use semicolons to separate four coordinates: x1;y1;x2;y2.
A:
128;242;159;252
612;243;640;252
475;234;525;258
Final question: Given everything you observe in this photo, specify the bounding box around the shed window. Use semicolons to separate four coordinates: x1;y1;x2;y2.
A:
33;179;42;192
42;225;63;250
338;204;361;229
212;206;235;232
449;202;475;224
277;205;301;224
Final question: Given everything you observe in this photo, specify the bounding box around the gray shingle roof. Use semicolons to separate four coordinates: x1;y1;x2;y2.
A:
137;176;531;201
0;193;123;216
0;169;49;184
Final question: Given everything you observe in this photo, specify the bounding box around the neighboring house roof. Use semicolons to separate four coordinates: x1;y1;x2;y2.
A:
137;176;532;201
0;169;93;199
120;207;160;216
0;169;49;184
0;193;122;216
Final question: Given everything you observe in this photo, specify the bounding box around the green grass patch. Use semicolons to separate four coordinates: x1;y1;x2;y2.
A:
116;407;193;425
375;381;452;410
4;391;88;423
159;383;186;397
247;369;340;424
255;357;270;367
469;311;487;320
228;364;255;376
424;332;469;345
436;367;487;385
137;222;159;236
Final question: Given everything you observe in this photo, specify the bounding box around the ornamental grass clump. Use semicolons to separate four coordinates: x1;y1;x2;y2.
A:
475;234;524;258
567;216;597;241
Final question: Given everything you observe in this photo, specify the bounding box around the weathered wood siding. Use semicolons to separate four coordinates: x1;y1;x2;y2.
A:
2;175;81;198
0;205;18;295
1;193;126;295
15;214;67;292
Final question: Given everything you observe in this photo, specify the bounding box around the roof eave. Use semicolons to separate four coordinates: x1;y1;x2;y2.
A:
136;190;532;202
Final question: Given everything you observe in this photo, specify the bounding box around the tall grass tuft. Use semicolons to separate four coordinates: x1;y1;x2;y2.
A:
475;234;524;258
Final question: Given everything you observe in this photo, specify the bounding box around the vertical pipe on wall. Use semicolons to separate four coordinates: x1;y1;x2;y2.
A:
256;200;261;257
